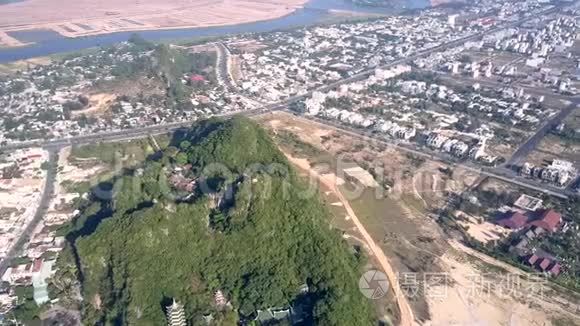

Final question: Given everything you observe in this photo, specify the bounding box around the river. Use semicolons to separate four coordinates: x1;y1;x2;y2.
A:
0;0;429;63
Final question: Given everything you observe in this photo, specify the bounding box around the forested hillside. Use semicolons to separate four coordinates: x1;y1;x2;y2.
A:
56;117;375;325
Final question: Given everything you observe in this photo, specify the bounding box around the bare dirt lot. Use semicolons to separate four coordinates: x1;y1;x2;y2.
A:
71;93;116;118
0;0;307;46
428;241;580;326
533;134;580;166
284;151;406;325
455;211;512;244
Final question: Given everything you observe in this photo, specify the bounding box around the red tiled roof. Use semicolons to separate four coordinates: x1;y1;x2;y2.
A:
527;251;562;275
529;209;561;233
549;263;561;276
539;258;551;271
497;212;528;229
190;74;206;82
32;259;43;273
528;254;540;265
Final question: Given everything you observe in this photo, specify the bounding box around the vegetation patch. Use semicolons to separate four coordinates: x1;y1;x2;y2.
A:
54;117;375;325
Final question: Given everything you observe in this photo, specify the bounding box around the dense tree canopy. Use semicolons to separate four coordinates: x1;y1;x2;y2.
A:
64;117;375;325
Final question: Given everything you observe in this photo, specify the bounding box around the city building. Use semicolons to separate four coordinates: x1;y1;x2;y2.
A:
448;14;459;28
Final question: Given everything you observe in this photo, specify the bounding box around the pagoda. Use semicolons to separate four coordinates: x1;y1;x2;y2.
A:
166;299;186;326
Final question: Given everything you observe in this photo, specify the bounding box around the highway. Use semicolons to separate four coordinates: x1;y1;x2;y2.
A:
0;3;572;205
0;149;58;277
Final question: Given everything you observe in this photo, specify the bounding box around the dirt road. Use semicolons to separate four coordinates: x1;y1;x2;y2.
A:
285;154;416;326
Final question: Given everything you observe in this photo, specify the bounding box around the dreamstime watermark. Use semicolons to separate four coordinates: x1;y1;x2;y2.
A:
84;148;482;203
359;270;391;299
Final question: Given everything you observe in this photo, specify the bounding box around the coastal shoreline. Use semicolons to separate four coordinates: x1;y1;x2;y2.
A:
0;0;309;48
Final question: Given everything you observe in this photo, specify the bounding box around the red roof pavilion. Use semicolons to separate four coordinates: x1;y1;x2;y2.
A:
529;209;561;233
497;212;528;230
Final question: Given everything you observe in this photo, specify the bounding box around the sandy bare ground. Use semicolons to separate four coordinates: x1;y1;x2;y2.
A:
0;31;28;47
72;93;116;118
427;252;551;326
230;54;244;84
425;240;580;326
284;151;417;326
430;0;464;7
258;112;460;210
0;0;307;47
453;210;512;245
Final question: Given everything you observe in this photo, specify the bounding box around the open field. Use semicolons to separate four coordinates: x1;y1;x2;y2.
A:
283;149;413;326
0;0;307;47
256;112;476;208
316;9;387;25
56;135;170;197
529;134;580;166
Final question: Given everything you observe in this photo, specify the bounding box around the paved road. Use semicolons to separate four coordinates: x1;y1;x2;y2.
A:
215;42;238;92
0;5;571;203
436;74;580;193
0;106;285;152
0;149;58;277
295;112;570;199
0;5;570;283
438;73;574;101
506;98;580;167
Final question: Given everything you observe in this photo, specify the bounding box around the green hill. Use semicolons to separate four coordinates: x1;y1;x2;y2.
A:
57;117;375;325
